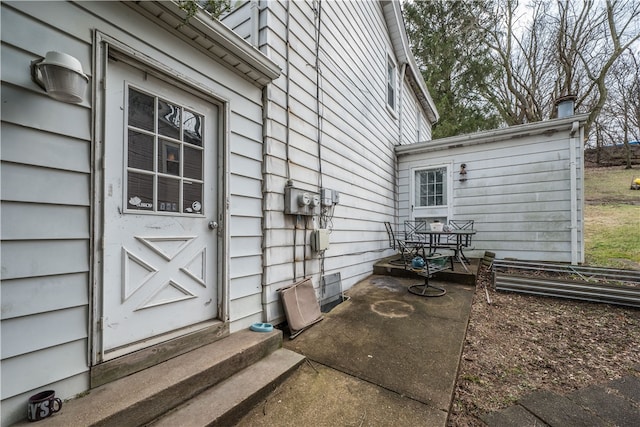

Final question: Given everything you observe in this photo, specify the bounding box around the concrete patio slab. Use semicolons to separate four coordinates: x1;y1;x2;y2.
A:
518;390;607;427
236;361;447;427
284;275;473;411
237;274;475;426
569;385;640;427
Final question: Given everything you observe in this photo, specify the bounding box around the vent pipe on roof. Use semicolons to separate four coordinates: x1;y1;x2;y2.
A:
555;94;576;118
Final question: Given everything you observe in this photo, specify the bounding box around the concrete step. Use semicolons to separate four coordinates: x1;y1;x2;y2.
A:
149;348;305;427
30;329;288;427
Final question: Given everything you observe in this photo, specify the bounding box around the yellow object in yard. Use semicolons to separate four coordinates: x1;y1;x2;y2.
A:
635;178;640;185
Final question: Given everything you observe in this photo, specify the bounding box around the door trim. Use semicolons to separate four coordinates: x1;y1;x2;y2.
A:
91;32;230;366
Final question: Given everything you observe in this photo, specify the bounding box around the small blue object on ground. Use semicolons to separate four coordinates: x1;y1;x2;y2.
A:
250;322;274;332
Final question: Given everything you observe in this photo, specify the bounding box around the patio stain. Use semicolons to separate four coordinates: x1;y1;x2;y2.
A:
370;300;414;318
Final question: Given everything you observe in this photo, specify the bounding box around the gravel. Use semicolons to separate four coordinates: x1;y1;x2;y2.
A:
448;264;640;426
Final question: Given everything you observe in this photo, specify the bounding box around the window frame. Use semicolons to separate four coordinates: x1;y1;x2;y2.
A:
386;54;397;114
124;84;206;217
410;163;452;224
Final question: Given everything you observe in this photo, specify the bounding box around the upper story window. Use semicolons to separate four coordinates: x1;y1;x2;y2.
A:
387;55;396;111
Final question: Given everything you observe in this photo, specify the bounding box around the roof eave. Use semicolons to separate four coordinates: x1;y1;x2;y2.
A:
396;114;590;156
381;0;439;123
127;1;281;86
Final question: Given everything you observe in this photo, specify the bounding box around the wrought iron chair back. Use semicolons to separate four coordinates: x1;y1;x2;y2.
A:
384;221;396;250
448;220;475;248
404;220;428;243
385;221;422;266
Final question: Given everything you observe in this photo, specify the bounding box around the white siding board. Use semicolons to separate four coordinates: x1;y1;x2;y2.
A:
263;211;289;230
264;133;287;159
230;135;263;162
1;240;89;280
1;84;91;140
230;174;263;199
229;216;262;237
229;255;262;279
1;203;89;240
0;273;88;320
264;262;301;286
221;2;251;37
229;194;262;217
1;307;87;359
229;274;261;301
1;340;88;400
1;123;91;174
1;373;88;426
1;163;90;206
228;293;262;324
230;115;263;145
263;155;288;179
230;153;262;180
455;190;571;207
229;236;262;258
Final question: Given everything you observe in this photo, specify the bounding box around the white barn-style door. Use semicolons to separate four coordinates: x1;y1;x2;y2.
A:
101;57;219;358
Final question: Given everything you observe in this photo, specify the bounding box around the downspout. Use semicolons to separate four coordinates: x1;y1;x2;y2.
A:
261;86;270;321
569;120;579;265
579;124;585;264
286;0;295;282
394;63;407;227
398;63;407;145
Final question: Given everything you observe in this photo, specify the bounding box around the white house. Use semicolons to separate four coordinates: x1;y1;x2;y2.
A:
0;1;438;424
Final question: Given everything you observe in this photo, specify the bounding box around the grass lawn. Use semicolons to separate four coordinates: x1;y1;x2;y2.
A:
584;166;640;269
584;166;640;202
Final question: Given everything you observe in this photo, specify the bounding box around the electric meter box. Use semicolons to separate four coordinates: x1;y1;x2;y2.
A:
284;186;320;216
321;188;340;206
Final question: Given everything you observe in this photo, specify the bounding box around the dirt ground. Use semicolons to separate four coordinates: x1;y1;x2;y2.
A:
448;264;640;426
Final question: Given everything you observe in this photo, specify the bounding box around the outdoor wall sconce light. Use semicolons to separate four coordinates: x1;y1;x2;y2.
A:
31;51;89;104
459;163;467;182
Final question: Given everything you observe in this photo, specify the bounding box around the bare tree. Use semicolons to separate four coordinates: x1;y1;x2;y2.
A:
482;0;640;139
483;0;555;125
598;49;640;167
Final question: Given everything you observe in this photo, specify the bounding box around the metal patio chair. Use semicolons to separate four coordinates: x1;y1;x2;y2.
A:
385;221;420;266
448;219;474;262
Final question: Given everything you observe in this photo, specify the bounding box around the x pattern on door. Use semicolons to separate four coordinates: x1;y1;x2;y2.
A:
122;236;207;311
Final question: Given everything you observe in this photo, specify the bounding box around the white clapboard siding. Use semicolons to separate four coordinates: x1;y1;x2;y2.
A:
1;307;88;359
0;340;89;400
1;0;275;424
1;6;94;424
0;273;89;320
1;375;88;426
248;0;433;323
397;118;585;263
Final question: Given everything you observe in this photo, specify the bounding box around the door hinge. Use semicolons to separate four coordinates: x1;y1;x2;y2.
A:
98;317;105;331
